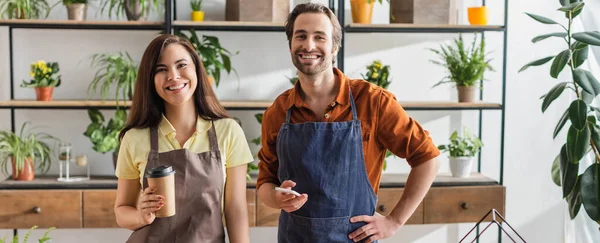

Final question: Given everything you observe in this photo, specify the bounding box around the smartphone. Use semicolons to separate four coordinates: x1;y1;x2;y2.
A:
275;187;301;197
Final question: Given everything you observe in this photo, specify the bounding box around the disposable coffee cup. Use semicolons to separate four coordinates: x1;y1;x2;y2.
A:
146;165;176;217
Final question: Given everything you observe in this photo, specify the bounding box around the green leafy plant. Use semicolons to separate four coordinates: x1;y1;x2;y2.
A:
437;128;483;157
362;60;391;89
0;122;57;178
63;0;87;4
0;225;55;243
520;0;600;224
190;0;202;11
98;0;162;21
83;109;127;154
429;33;494;88
88;52;137;106
175;30;239;87
0;0;53;19
21;60;61;88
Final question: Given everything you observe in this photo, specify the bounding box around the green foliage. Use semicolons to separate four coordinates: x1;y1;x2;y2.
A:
0;122;57;178
88;52;137;107
175;30;239;87
437;128;483;158
190;0;202;11
83;109;127;154
63;0;87;4
0;225;55;243
99;0;162;20
521;0;600;222
429;33;494;88
0;0;52;19
362;60;391;89
21;60;61;88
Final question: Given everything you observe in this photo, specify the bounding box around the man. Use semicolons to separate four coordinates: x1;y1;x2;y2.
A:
257;3;440;243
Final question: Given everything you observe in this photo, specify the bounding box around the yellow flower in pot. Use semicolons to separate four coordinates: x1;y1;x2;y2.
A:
191;0;204;22
429;33;494;102
21;60;61;101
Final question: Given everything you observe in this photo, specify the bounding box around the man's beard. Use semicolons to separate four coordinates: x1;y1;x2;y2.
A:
291;53;331;76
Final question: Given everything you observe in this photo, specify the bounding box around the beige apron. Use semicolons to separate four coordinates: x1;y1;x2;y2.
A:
126;121;225;243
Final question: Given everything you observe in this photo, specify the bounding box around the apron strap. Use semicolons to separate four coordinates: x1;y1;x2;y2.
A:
144;127;160;189
349;89;358;121
208;120;219;152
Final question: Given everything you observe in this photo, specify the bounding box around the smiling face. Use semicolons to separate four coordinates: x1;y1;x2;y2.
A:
154;43;198;107
290;12;338;76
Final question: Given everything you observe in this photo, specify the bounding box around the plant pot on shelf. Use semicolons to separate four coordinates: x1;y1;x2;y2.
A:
449;156;473;178
11;156;35;181
457;85;476;102
467;6;488;25
66;3;87;21
35;87;54;101
226;0;289;22
350;0;375;24
191;11;205;21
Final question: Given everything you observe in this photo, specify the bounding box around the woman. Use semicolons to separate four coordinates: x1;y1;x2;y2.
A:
114;34;252;243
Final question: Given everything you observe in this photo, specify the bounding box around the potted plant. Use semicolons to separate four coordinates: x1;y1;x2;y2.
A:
0;0;52;19
98;0;162;21
350;0;387;24
83;109;127;169
87;52;137;106
21;60;61;101
0;225;55;243
519;0;600;224
175;30;239;87
63;0;87;21
0;122;57;181
437;128;483;178
362;60;391;89
429;33;494;102
190;0;204;22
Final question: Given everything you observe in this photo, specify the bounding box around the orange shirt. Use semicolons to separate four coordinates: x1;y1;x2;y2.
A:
257;68;440;195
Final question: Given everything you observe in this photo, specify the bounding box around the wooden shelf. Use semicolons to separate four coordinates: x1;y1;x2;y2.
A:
0;19;164;30
173;20;285;31
0;100;502;111
345;23;505;33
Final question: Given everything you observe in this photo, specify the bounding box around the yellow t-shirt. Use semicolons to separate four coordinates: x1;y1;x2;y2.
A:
115;115;254;187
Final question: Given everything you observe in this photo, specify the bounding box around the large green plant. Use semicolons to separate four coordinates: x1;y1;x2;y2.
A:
88;52;137;106
429;33;494;88
520;0;600;224
83;109;127;154
0;225;55;243
175;30;239;87
0;122;57;178
0;0;52;19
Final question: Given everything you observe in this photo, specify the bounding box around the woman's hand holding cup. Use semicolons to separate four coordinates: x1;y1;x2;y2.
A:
137;187;165;226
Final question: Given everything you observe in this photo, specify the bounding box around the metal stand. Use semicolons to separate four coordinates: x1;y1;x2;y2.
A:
57;143;89;182
460;209;526;243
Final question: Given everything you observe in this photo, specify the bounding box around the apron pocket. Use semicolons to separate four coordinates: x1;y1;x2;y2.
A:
286;213;351;243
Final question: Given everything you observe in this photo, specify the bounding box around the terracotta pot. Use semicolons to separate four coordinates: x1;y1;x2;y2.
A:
35;87;54;101
67;3;87;21
457;86;476;102
350;0;375;24
11;157;35;181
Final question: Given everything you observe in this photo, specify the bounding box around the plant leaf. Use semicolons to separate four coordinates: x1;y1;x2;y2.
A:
532;32;567;43
558;2;585;12
560;144;579;198
581;163;600;221
551;50;571;78
542;82;569;112
552;153;562;186
554;108;570;138
573;31;600;46
566;176;582;219
572;45;589;68
525;13;561;25
519;56;554;73
569;99;588;130
566;124;590;163
574;69;600;96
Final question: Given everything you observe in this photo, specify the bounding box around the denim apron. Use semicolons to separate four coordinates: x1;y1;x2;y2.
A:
276;90;378;243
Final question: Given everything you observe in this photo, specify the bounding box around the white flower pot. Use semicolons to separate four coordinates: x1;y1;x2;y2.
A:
449;156;473;178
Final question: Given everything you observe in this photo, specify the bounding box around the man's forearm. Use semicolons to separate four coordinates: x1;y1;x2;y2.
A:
388;158;439;225
257;182;279;209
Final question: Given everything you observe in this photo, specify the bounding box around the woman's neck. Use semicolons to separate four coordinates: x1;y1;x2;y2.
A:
164;100;197;144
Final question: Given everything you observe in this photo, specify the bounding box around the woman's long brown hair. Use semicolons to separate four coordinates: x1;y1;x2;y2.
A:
119;34;230;141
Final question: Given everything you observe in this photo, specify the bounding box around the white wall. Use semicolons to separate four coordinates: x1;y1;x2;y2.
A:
1;0;594;242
